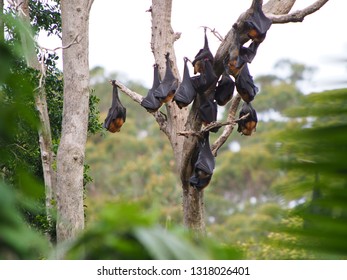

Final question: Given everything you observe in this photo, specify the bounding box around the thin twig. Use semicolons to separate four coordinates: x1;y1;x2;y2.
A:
38;34;80;53
201;26;224;42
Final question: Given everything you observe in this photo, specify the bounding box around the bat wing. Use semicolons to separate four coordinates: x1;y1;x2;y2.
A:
246;3;272;42
154;53;178;103
173;58;197;108
189;174;212;190
195;133;215;174
141;91;162;112
104;105;126;133
192;29;214;73
141;64;162;112
215;73;235;106
189;132;215;189
174;83;196;109
103;107;116;129
235;64;258;103
104;82;127;133
191;60;218;94
237;102;258;136
236;41;260;68
199;98;217;125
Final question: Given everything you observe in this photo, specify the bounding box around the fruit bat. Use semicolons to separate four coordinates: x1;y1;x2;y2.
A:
141;64;162;112
192;28;214;74
154;52;178;103
199;98;217;126
214;72;235;106
190;59;218;94
104;81;126;133
190;132;215;190
173;57;197;109
226;33;243;77
235;63;258;103
236;41;260;68
237;102;258;136
245;1;272;43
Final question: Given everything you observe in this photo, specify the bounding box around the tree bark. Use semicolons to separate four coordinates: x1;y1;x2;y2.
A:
56;0;92;245
150;0;206;233
15;0;56;235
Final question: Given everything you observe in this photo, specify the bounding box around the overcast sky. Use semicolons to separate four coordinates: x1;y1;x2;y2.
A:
45;1;347;93
88;0;347;93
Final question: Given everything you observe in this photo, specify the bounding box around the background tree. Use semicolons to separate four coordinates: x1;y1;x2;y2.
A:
56;0;95;244
2;0;102;245
15;0;58;235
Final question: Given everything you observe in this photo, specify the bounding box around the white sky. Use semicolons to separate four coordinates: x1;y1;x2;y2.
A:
45;0;347;93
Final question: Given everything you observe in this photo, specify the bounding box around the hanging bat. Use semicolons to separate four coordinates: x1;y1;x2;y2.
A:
236;41;260;68
154;52;178;104
235;63;258;103
192;27;214;74
245;1;272;43
104;80;126;133
190;59;218;94
190;132;215;190
214;72;235;106
173;57;197;109
237;102;258;136
141;64;162;112
199;98;217;126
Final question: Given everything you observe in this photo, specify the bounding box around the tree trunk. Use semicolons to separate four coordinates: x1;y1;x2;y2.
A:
16;0;56;235
150;0;206;233
56;0;93;245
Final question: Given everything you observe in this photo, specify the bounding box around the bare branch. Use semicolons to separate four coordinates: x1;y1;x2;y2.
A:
267;0;329;24
263;0;296;15
38;34;80;53
211;94;242;156
34;35;80;92
113;80;143;104
177;110;249;139
113;80;169;135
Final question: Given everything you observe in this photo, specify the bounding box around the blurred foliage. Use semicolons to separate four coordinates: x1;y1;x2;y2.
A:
1;8;101;245
64;200;242;260
0;41;50;259
29;0;61;37
271;88;347;259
